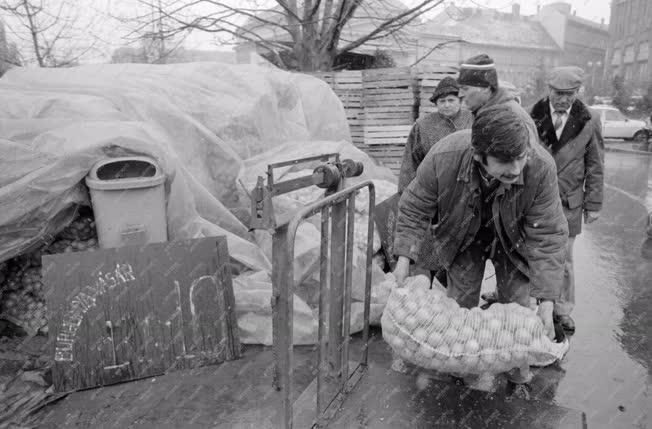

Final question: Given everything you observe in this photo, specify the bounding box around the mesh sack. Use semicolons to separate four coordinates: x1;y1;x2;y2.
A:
381;277;568;375
0;212;99;335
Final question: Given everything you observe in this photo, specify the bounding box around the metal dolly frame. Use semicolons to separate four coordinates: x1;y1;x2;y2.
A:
249;154;375;428
275;181;375;428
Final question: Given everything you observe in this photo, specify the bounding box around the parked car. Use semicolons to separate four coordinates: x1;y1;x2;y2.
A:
593;95;613;105
590;104;650;141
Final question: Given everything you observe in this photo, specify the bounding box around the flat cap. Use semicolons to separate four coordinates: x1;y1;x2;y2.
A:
547;66;584;90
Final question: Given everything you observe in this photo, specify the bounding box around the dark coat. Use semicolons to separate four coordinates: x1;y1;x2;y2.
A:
530;98;604;236
398;109;473;193
394;130;568;301
397;109;473;271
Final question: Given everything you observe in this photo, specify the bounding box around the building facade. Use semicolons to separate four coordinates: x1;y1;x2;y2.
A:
417;5;561;90
606;0;652;93
536;2;609;90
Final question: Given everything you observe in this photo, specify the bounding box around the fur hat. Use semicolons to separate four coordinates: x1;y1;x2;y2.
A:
429;76;460;103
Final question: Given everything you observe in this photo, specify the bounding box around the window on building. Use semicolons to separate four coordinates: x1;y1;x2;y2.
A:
617;4;624;36
624;45;635;63
625;64;634;80
640;62;649;80
639;42;649;61
629;0;636;34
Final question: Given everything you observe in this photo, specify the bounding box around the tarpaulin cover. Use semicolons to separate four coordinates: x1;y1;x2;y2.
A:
0;62;397;344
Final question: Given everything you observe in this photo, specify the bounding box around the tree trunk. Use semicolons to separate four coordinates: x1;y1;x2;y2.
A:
22;0;44;67
294;40;337;72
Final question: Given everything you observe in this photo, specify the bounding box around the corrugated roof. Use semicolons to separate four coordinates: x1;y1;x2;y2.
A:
422;6;561;51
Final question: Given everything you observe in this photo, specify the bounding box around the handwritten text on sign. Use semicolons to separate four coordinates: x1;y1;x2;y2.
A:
54;263;136;362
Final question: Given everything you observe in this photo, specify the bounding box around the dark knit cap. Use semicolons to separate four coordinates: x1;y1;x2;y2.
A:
458;54;499;89
429;76;460;103
472;104;527;161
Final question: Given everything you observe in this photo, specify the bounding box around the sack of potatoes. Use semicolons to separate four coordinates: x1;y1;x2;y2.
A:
0;210;99;334
381;276;568;375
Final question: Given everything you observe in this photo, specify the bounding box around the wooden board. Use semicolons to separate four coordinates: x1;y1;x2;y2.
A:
43;236;240;392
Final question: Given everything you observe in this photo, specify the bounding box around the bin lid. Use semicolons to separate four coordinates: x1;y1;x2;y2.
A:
85;156;165;191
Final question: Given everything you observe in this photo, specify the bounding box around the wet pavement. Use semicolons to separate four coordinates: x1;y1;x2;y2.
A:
23;151;652;428
552;151;652;428
330;146;652;429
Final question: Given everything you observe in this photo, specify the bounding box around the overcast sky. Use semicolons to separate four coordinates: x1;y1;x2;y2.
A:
1;0;614;65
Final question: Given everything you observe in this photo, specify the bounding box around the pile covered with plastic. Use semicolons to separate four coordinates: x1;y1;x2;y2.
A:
381;277;568;374
0;62;398;343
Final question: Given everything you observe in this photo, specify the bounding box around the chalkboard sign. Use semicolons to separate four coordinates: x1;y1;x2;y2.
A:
43;236;240;392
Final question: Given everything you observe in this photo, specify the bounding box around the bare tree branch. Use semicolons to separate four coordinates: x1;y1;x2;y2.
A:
0;0;99;67
339;0;444;54
116;0;447;71
410;39;467;67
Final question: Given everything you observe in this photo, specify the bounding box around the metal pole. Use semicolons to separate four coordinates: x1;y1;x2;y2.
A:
272;225;294;428
362;185;375;366
328;199;346;378
341;195;355;391
316;206;330;419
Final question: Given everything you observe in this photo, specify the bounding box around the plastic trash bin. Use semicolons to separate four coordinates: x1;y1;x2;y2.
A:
85;156;168;248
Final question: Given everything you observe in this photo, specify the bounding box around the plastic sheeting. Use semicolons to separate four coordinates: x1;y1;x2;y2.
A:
0;62;398;344
0;62;350;268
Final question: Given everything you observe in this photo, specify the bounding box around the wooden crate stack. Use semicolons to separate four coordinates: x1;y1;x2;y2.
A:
361;67;416;174
414;65;459;119
311;66;465;177
311;70;364;148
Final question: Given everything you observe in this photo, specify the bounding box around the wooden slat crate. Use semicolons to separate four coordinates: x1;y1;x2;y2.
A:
364;144;406;175
311;67;469;176
362;67;415;148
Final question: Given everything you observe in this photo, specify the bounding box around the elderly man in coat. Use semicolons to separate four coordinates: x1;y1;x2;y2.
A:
529;66;604;332
393;104;568;392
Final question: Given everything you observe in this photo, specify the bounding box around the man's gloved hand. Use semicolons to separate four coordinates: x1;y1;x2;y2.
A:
584;210;600;224
537;300;555;340
393;256;410;287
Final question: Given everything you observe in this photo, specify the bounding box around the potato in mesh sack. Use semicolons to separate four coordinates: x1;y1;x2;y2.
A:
0;211;99;334
1;263;48;334
381;277;569;375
